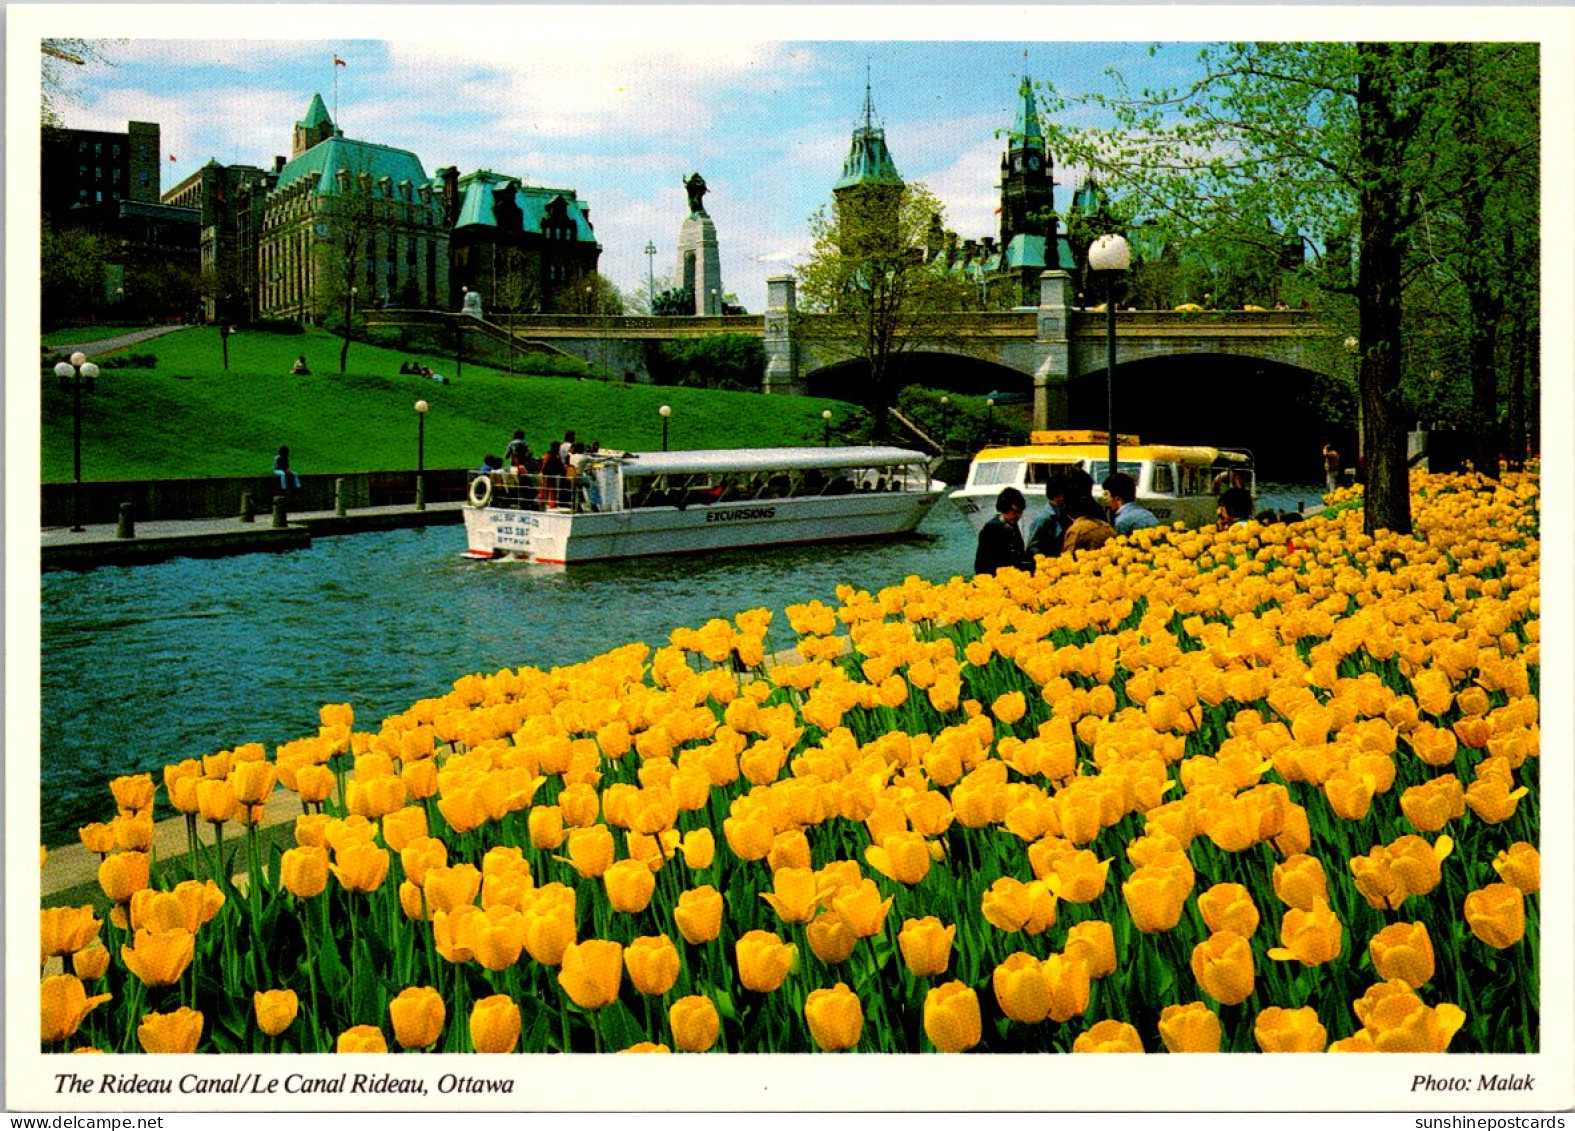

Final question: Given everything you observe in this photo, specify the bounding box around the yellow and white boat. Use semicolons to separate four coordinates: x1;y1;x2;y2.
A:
949;430;1254;533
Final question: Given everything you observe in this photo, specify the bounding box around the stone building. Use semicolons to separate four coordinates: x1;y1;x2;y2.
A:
255;95;448;321
831;81;905;256
438;167;600;314
41;120;162;226
162;160;275;322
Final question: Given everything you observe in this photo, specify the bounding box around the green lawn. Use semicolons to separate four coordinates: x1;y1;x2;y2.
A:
42;324;159;348
39;326;860;481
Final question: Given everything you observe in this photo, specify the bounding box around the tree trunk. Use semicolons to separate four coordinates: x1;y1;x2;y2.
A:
1466;280;1503;478
339;289;352;374
1356;44;1413;537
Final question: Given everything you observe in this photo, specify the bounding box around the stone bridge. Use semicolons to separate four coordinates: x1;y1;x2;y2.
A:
368;272;1332;430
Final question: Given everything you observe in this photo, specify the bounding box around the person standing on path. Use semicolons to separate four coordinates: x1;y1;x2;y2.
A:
1322;441;1341;493
974;487;1033;576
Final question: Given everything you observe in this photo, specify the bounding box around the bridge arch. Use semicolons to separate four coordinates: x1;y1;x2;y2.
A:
802;351;1034;402
1067;352;1342;481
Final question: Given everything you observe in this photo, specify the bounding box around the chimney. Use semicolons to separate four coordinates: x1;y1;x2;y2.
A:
274;155;286;174
439;166;460;227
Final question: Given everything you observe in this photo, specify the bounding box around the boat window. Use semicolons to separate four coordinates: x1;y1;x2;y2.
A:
1179;465;1213;496
1086;460;1143;484
1150;463;1176;495
1025;462;1070;485
970;460;1023;488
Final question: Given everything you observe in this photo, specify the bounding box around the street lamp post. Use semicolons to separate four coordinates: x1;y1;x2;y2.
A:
644;241;657;311
1087;233;1132;485
220;323;236;371
822;409;833;447
414;400;429;511
940;396;950;453
54;352;100;532
659;404;671;452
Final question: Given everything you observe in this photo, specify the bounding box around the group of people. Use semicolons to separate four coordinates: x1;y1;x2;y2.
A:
479;429;604;511
398;360;450;385
974;469;1260;576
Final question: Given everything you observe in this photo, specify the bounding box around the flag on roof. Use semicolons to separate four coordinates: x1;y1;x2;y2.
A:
334;56;347;66
169;154;177;162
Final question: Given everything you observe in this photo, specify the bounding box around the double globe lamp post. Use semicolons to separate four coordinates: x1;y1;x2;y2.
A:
1087;232;1132;483
54;352;100;532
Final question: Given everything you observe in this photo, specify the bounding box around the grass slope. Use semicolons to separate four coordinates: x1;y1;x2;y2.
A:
40;326;858;481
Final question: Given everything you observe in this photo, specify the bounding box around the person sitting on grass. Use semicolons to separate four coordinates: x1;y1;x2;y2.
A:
274;446;302;491
290;355;311;376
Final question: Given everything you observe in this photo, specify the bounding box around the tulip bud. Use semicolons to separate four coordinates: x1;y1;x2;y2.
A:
121;927;195;987
110;773;156;812
1042;952;1092;1022
804;983;863;1051
330;842;391;895
1198;882;1259;938
673;885;723;946
992;952;1051;1024
760;866;821;925
1064;920;1116;980
805;910;858;965
564;825;616;878
604;858;657;914
1190;930;1256;1006
41;906;101;960
680;828;715;870
669;995;720;1053
865;831;931;885
1271;854;1328;911
137;1006;205;1054
829;879;892;938
1491;842;1540;894
254;989;299;1037
98;851;151;904
280;846;329;899
558;939;624;1009
72;944;110;981
1072;1019;1144;1053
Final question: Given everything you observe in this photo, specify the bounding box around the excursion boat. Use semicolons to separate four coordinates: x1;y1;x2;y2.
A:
949;430;1254;534
463;446;947;564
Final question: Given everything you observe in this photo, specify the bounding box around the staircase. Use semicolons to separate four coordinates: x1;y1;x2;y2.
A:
364;309;572;360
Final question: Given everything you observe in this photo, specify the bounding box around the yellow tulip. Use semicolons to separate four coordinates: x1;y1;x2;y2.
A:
897;917;955;977
1271;854;1328;911
1368;921;1435;988
1046;850;1110;904
329;842;390;894
1197;883;1259;939
1268;901;1344;966
254;989;299;1037
98;851;150;904
41;905;101;960
1072;1019;1144;1053
993;691;1027;725
992;952;1051;1024
40;975;111;1043
624;935;681;996
830;878;893;938
120;927;195;987
1254;1005;1327;1052
196;778;237;825
669;995;721;1052
558;781;601;827
469;994;521;1053
735;929;796;993
470;906;528;971
1491;842;1540;894
681;828;715;870
527;805;566;850
1064;919;1117;979
674;885;724;945
564;825;617;878
558;939;624;1009
603;858;657;914
865;831;931;885
1190;930;1255;1006
379;805;428;853
229;760;277;806
1122;865;1189;933
389;986;446;1049
399;835;448;887
804;983;863;1051
1043;952;1092;1022
1399;775;1464;833
71;944;110;981
522;902;577;967
722;813;773;861
336;1024;389;1053
760;866;821;924
1463;777;1530;824
280;845;329;899
295;763;336;804
923;981;982;1052
1463;883;1526;949
805;910;858;965
1158;1001;1222;1053
137;1006;204;1053
436;787;488;834
110;773;156;812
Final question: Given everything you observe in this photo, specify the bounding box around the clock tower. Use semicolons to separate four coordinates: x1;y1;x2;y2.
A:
999;76;1055;249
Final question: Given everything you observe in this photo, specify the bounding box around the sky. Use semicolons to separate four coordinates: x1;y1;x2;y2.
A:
47;30;1189;312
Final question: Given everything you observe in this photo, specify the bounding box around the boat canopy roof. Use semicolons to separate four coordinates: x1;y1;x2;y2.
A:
611;446;931;477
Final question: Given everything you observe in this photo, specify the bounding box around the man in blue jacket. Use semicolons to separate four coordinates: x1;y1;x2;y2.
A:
1103;472;1159;534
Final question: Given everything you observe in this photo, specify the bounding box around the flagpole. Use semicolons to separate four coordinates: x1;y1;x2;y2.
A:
333;54;338;129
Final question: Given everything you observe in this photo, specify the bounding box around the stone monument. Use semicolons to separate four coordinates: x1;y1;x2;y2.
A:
676;172;723;315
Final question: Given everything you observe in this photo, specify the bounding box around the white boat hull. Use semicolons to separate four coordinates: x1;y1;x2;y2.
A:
464;488;945;564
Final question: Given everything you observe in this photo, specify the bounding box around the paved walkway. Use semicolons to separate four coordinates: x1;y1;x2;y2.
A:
49;324;191;357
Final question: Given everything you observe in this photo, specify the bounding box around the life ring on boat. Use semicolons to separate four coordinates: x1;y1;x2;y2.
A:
468;475;493;507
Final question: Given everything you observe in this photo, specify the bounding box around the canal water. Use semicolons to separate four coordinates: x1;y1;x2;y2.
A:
38;484;1324;845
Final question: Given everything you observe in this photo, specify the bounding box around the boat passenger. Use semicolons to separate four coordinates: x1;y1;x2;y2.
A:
973;487;1034;576
1103;472;1160;534
540;443;567;510
1061;494;1116;557
1218;487;1254;527
505;430;532;472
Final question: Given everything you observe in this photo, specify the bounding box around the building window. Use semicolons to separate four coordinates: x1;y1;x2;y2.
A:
113;144;121;157
95;143;102;157
95;191;102;203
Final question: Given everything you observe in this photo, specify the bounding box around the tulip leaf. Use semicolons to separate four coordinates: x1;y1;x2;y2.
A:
714;989;737;1021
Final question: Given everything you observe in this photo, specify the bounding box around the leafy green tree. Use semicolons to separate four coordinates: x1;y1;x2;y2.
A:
656;334;765;391
795;182;976;440
1037;42;1539;534
41;226;113;326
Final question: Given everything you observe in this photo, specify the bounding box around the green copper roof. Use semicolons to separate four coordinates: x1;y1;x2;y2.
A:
453;170;596;242
272;136;436;200
1071;179;1104;214
298;93;333;130
1004;233;1076;271
833;83;903;192
1010;77;1043;147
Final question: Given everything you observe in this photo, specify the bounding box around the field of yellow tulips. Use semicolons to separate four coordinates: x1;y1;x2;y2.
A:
42;470;1539;1055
